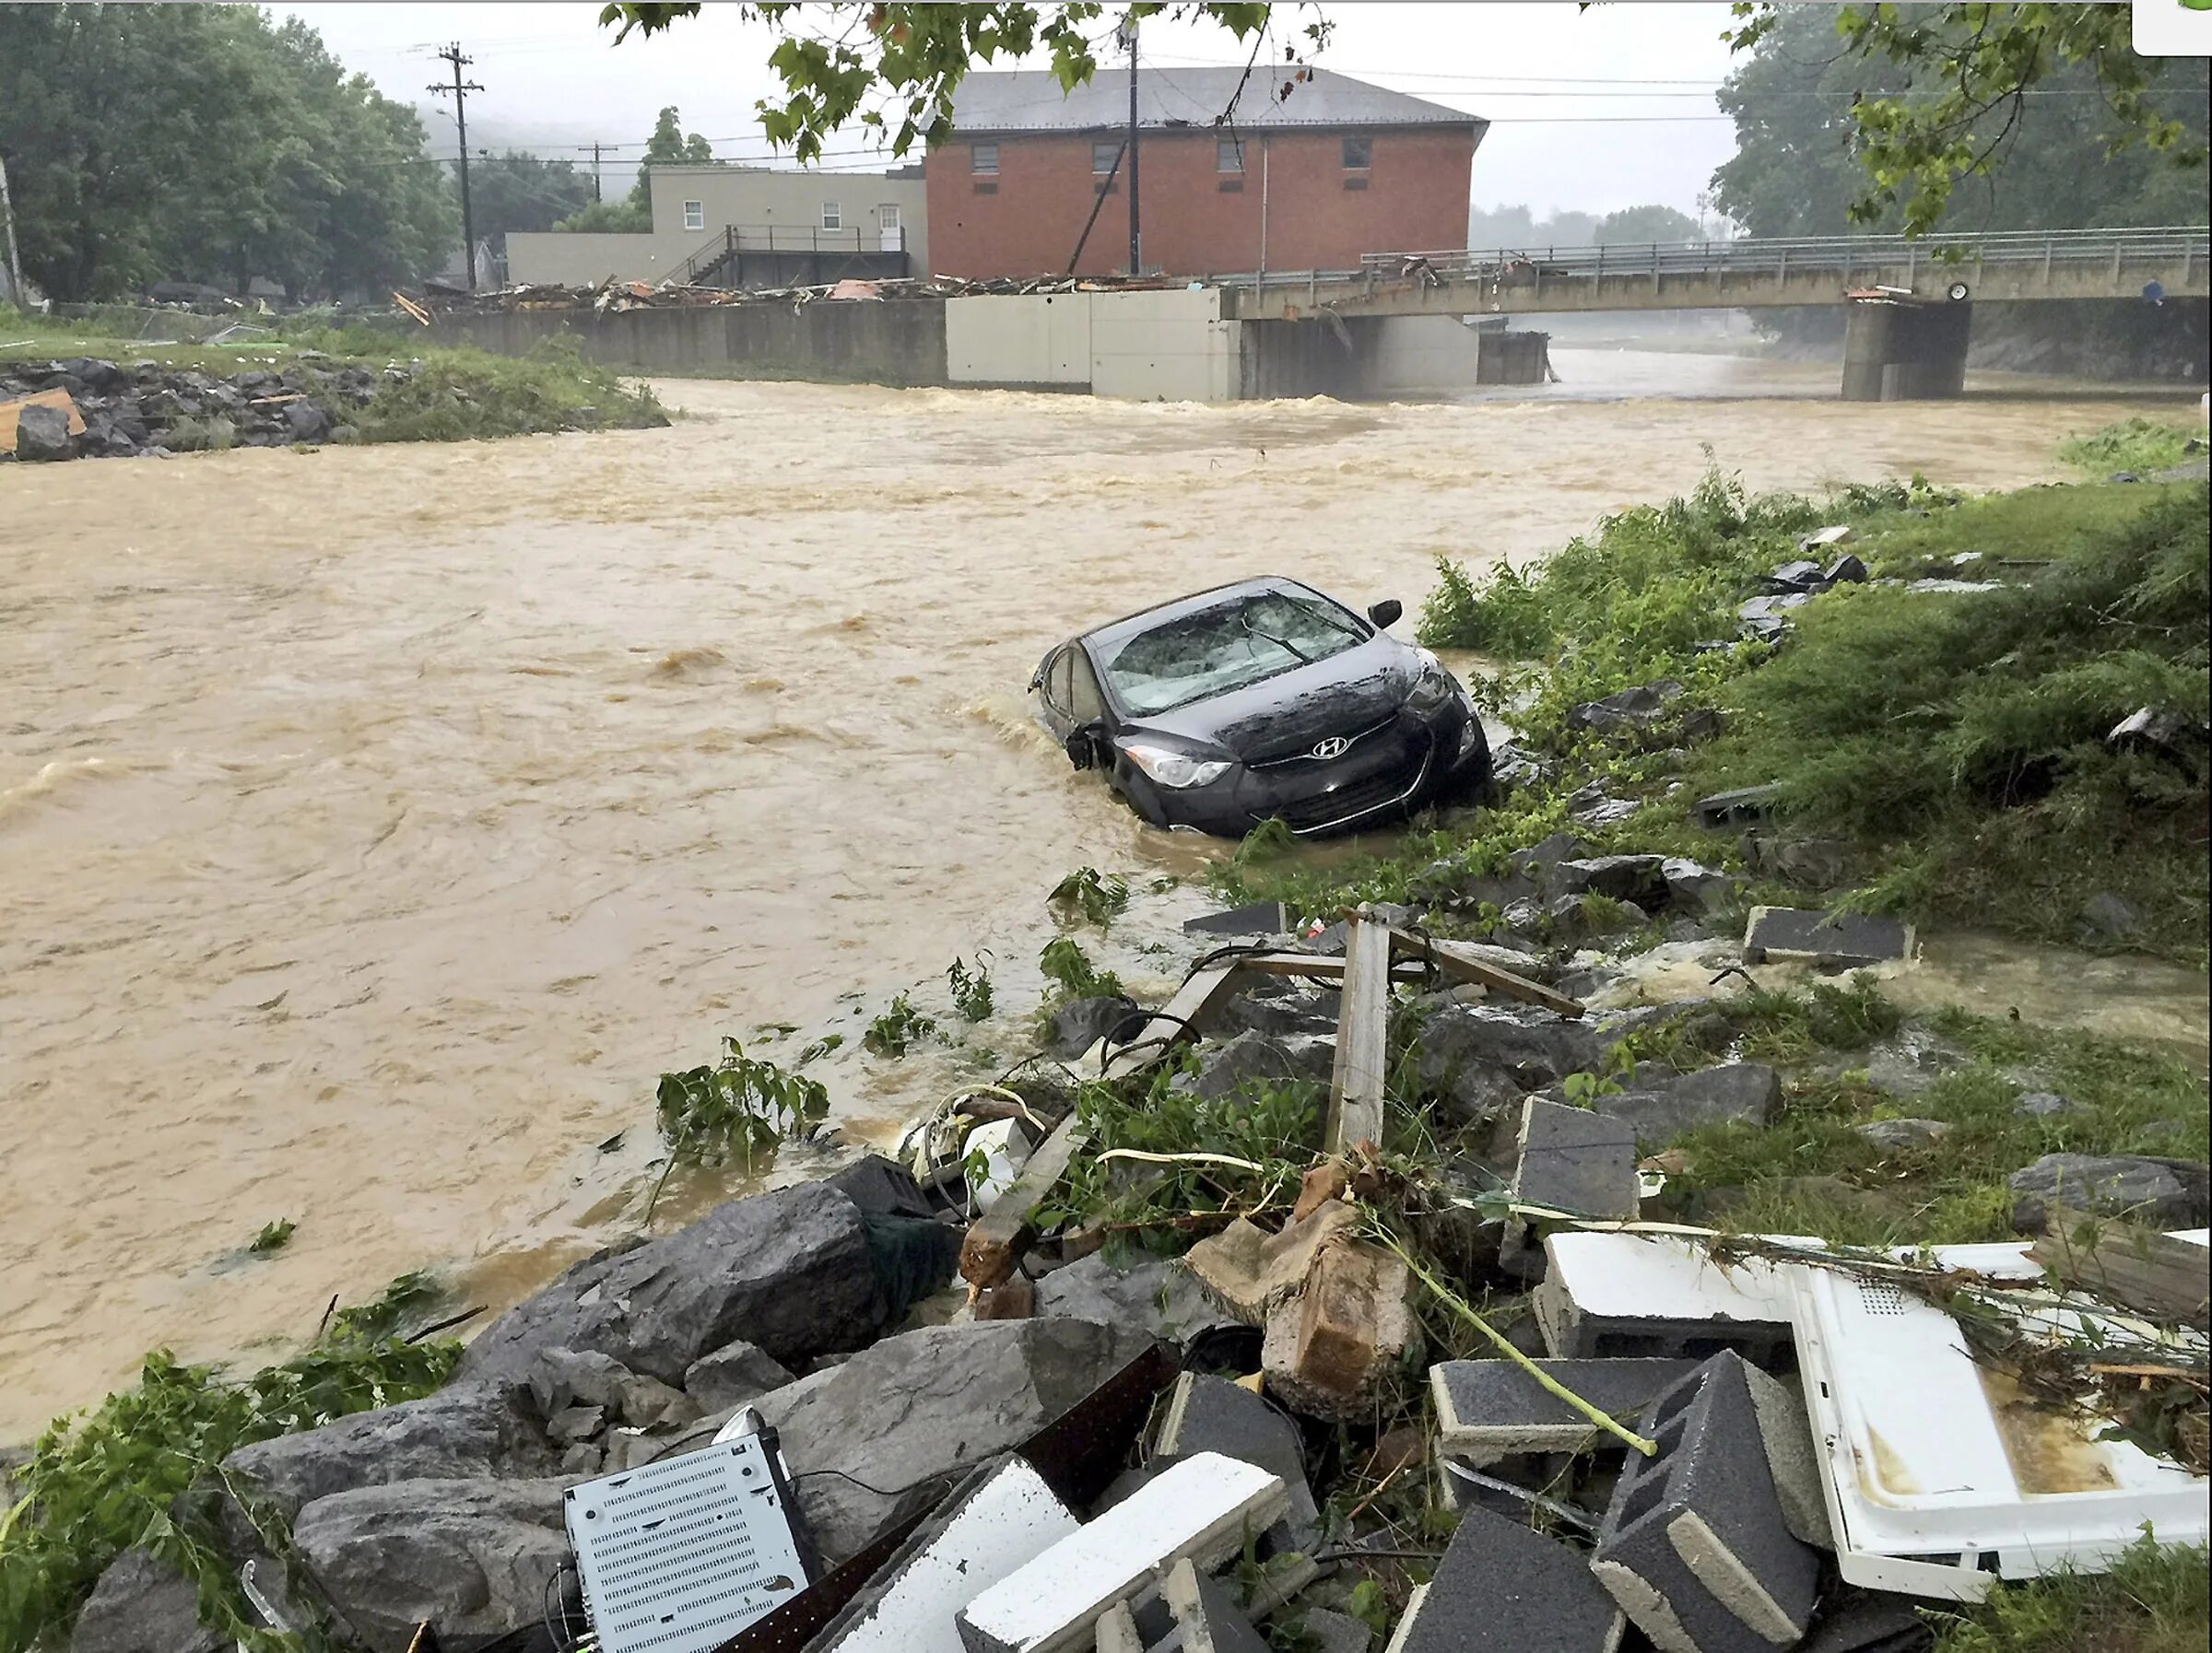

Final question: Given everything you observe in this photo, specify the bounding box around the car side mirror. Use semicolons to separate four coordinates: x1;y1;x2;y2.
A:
1065;724;1104;771
1368;599;1404;629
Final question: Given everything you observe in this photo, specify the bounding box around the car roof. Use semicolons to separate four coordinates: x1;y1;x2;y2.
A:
1078;576;1351;653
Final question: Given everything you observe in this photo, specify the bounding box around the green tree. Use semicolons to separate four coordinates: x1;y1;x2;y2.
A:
1724;2;2210;235
1594;204;1703;245
470;152;598;252
554;198;653;233
629;103;717;219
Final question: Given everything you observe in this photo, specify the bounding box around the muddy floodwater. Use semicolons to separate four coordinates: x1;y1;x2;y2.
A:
1;359;2199;1436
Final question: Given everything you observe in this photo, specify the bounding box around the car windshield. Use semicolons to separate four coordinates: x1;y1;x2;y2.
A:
1097;589;1368;717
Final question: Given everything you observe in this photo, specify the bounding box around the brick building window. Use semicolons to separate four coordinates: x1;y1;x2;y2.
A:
682;200;704;231
821;201;841;229
1217;137;1244;173
1092;140;1124;175
971;142;999;175
1341;136;1372;170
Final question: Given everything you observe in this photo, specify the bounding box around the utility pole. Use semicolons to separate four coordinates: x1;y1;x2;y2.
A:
429;43;485;288
0;152;24;307
1121;12;1141;276
579;142;606;203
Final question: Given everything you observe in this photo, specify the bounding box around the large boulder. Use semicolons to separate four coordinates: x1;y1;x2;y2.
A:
683;1338;796;1413
2008;1154;2211;1232
1565;680;1684;735
290;1478;571;1653
15;402;76;461
68;1548;220;1653
220;1379;557;1533
1549;855;1668;904
1171;1029;1334;1101
771;1318;1156;1565
453;1181;884;1386
1049;994;1141;1058
1595;1062;1784;1148
1417;1004;1601;1100
1210;979;1340;1040
1031;1252;1240;1348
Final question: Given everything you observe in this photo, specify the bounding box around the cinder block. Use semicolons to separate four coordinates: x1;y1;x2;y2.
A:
1737;1361;1833;1550
1161;1555;1271;1653
1430;1357;1699;1467
1532;1233;1795;1366
1093;1602;1145;1653
1382;1505;1624;1653
1156;1372;1318;1543
1591;1353;1821;1653
955;1452;1287;1653
1743;906;1913;967
816;1457;1079;1652
1509;1099;1641;1246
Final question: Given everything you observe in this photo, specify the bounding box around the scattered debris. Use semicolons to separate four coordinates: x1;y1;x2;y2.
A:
1534;1233;1797;1365
1392;1505;1626;1653
1431;1356;1698;1467
1743;906;1915;967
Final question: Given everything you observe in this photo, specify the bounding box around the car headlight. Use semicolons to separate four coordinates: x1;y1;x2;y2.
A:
1406;652;1461;714
1122;743;1232;789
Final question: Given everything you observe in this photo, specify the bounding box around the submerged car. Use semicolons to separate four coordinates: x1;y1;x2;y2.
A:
1031;576;1491;838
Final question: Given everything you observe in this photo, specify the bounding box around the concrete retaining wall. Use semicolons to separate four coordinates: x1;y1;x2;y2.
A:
431;299;950;387
946;287;1241;400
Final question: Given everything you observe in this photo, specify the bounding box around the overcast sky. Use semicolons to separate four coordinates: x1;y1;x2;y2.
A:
286;1;1750;220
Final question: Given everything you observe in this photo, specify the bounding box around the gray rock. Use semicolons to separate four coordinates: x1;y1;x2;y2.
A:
1743;837;1856;889
220;1379;557;1532
290;1478;571;1653
68;1547;220;1653
1171;1028;1333;1101
1416;1003;1602;1125
1661;858;1739;917
771;1318;1156;1565
1499;897;1546;934
1049;993;1141;1057
1692;783;1783;829
1551;855;1668;903
825;1154;936;1219
1596;1063;1783;1146
1855;1119;1954;1151
2008;1154;2211;1232
2078;892;2142;942
682;1338;796;1412
1857;1031;1971;1099
453;1180;884;1386
1566;680;1684;735
1506;832;1593;883
1299;1607;1373;1653
547;1403;605;1444
15;402;75;461
2015;1090;2085;1120
1488;739;1545;794
1212;980;1340;1040
1030;1252;1238;1347
281;399;332;440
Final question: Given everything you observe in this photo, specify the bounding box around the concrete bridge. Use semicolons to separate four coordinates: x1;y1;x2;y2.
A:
1220;227;2211;399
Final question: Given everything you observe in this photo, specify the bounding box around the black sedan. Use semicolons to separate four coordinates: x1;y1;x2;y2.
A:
1030;576;1491;838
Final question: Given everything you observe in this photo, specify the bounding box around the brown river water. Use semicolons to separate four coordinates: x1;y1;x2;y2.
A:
2;350;2201;1437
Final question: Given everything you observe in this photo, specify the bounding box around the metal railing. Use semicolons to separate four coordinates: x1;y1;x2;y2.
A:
1215;225;2209;294
668;223;909;287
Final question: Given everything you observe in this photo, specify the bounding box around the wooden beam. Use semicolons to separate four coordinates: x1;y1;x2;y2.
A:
1095;958;1248;1075
1326;918;1390;1155
1388;928;1585;1019
2030;1219;2210;1331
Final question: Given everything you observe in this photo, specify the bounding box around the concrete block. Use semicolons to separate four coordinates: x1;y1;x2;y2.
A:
1796;1598;1933;1653
1383;1506;1625;1653
1511;1100;1641;1238
1183;901;1289;936
1300;1608;1373;1653
955;1452;1288;1653
1155;1372;1317;1542
1743;906;1913;967
1533;1233;1795;1366
1431;1358;1699;1467
1093;1602;1145;1653
817;1458;1080;1652
1592;1353;1821;1653
1184;1201;1358;1323
1736;1362;1833;1550
1161;1556;1270;1653
1260;1239;1417;1419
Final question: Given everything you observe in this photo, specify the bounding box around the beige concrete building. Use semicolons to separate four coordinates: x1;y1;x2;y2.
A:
507;163;929;288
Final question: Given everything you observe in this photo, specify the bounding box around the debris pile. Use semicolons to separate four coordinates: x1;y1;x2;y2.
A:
2;354;389;462
413;269;1192;320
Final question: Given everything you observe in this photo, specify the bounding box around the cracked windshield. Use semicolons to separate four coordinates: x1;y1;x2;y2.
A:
2;3;2207;1650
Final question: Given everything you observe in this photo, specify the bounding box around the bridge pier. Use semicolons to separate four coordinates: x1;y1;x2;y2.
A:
1840;296;1972;400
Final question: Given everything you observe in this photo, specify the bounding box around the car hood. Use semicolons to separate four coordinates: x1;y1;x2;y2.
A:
1125;639;1418;763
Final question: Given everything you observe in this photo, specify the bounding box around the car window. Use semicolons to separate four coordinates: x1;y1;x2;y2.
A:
1098;590;1368;717
1048;649;1076;716
1068;648;1106;722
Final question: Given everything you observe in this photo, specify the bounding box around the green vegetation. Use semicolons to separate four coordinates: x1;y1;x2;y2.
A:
351;339;668;443
1037;936;1122;1004
863;991;938;1058
246;1220;296;1256
947;956;995;1021
654;1037;830;1166
2059;418;2206;477
1929;1534;2210;1653
1049;867;1130;929
0;1276;460;1653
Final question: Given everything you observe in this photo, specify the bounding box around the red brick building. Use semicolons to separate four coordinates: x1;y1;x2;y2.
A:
926;67;1486;280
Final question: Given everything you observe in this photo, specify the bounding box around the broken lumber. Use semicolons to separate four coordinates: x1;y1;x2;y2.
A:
1326;916;1390;1155
2030;1217;2211;1330
1096;958;1248;1074
1388;927;1584;1018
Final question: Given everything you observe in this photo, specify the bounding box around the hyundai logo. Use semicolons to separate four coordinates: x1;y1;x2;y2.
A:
1310;736;1350;760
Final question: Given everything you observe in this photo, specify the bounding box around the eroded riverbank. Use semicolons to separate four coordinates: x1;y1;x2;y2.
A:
0;373;2197;1435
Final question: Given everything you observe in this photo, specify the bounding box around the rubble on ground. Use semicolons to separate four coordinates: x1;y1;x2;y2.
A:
4;355;394;462
412;268;1193;321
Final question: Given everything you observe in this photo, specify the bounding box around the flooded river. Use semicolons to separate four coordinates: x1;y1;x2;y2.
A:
0;358;2196;1436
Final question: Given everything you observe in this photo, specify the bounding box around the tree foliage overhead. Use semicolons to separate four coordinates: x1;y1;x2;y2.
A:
1724;2;2211;236
0;3;459;301
599;3;1329;161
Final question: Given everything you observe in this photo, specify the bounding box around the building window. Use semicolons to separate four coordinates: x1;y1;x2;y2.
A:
1092;140;1124;176
971;142;999;175
682;199;704;231
1217;137;1244;173
821;201;841;230
1341;136;1372;170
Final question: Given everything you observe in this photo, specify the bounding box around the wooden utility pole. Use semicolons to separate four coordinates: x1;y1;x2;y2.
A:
429;43;485;289
1122;12;1141;276
579;142;606;203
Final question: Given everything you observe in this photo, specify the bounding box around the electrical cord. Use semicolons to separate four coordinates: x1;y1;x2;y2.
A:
790;1463;962;1501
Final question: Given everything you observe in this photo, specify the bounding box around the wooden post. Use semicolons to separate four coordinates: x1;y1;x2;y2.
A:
1325;917;1390;1155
